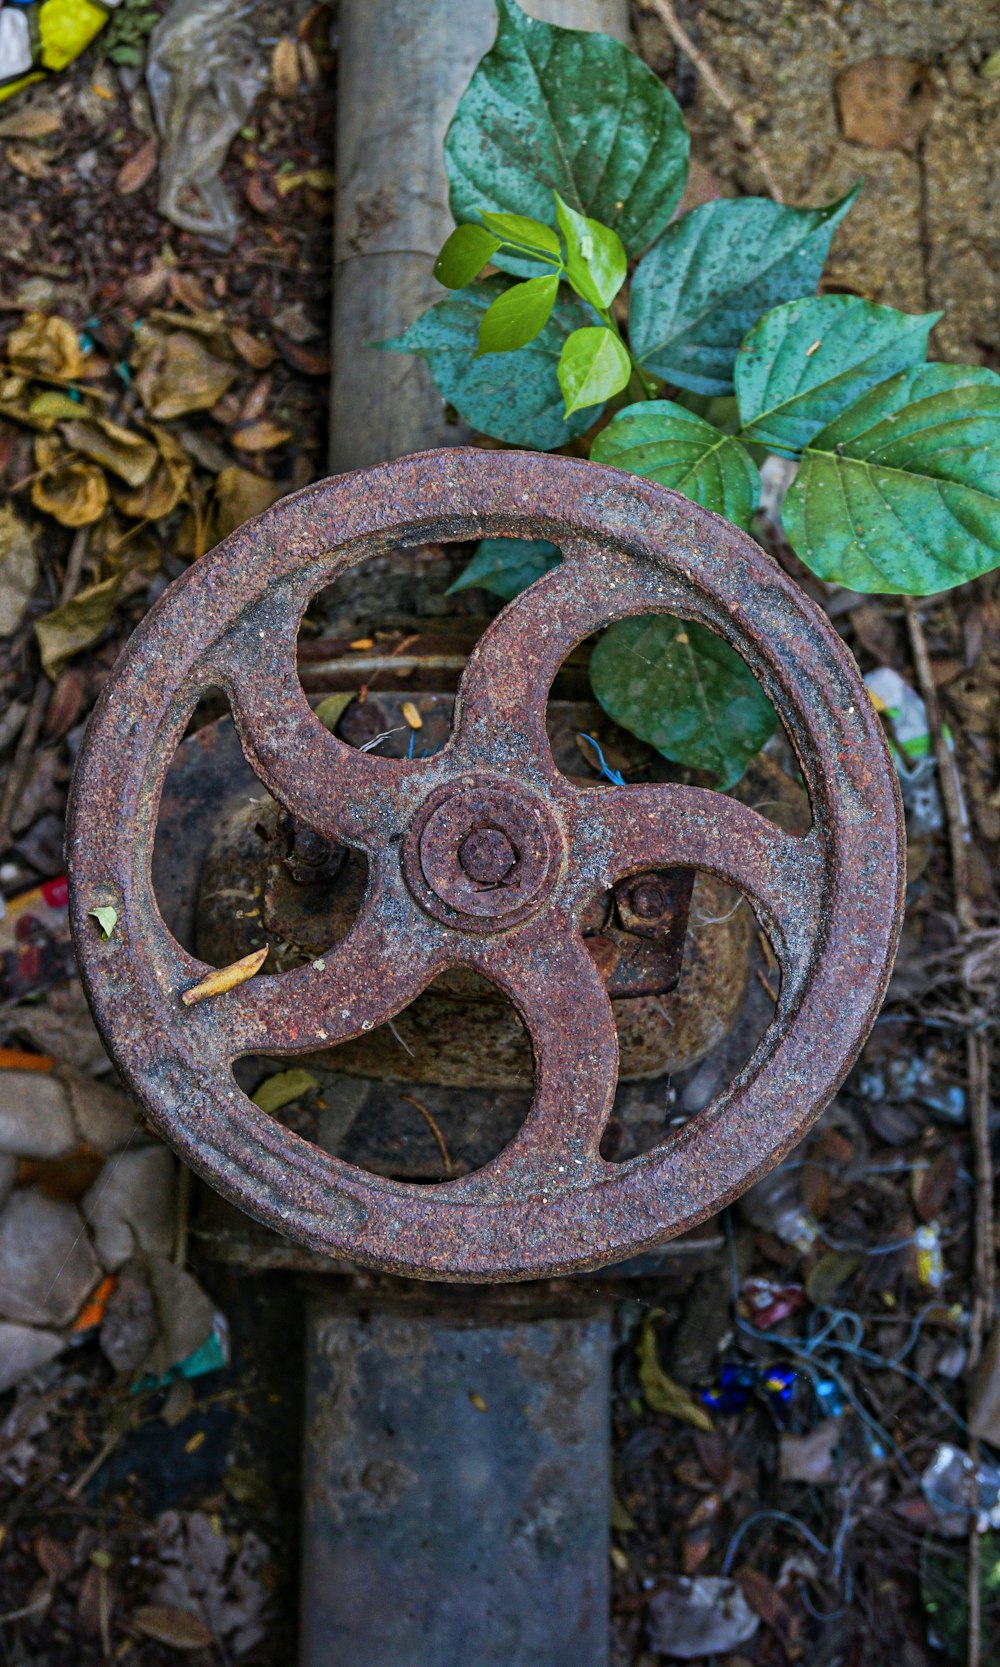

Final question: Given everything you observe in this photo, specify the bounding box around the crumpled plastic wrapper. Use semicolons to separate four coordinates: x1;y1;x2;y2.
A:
146;0;266;246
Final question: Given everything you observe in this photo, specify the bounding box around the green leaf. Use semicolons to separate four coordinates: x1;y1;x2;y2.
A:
629;188;859;396
589;615;776;788
558;326;630;417
445;0;689;273
783;363;1000;595
88;906;118;939
590;399;760;529
252;1069;320;1115
314;692;356;732
477;274;560;354
554;193;627;309
378;278;601;449
736;294;940;452
434;224;502;289
478;210;561;260
637;1314;713;1429
448;538;560;600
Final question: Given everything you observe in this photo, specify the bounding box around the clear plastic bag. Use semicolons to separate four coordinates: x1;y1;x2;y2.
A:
146;0;265;245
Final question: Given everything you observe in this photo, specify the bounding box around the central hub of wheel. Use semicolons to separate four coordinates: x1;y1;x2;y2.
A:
402;776;564;931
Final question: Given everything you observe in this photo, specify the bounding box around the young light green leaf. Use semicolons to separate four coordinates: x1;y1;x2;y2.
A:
591;400;760;529
554;193;627;309
252;1068;320;1115
478;210;561;260
477;274;560;354
557;326;630;418
314;691;356;732
783;363;1000;595
736;295;940;452
589;616;776;789
434;223;502;289
89;905;118;939
445;0;689;274
378;279;602;449
447;538;560;601
629;188;859;395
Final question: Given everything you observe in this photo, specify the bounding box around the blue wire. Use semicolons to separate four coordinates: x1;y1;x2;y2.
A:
577;733;626;786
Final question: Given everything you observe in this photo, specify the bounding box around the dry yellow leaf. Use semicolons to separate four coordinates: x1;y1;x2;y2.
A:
229;326;275;370
401;701;423;729
28;390;84;428
32;438;109;527
349;637;374;650
9;313;84;381
230;420;292;453
35;574;122;678
0;503;39;636
111;425;192;521
0;107;61;140
181;945;269;1006
5;143;53;179
59;416;158;487
274;167;336;197
209;467;283;544
133;327;237;421
271;36;300;97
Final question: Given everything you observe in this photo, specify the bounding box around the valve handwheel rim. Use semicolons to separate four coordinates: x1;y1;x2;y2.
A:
66;448;905;1282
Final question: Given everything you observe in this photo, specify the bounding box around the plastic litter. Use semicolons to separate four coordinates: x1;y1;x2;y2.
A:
914;1220;946;1291
865;666;961;837
646;1575;759;1658
0;0;121;103
921;1443;1000;1537
740;1163;818;1253
146;0;266;245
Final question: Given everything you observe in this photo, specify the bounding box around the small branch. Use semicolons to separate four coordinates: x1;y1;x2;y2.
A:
641;0;783;201
903;597;975;935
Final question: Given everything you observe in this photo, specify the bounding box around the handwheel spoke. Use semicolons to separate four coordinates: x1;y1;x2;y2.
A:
207;596;430;849
174;867;449;1060
574;784;825;1007
447;922;619;1200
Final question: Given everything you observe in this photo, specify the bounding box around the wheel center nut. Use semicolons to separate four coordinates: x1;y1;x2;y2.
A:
457;826;517;885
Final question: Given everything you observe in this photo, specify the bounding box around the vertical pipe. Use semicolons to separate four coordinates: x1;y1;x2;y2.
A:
330;0;631;472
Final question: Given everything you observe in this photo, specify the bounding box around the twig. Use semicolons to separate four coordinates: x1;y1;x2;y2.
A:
401;1093;453;1177
640;0;783;201
903;596;994;1667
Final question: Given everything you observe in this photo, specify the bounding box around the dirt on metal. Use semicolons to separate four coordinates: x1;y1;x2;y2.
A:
65;449;905;1282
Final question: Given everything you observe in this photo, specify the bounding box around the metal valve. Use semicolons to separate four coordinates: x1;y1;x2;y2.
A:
66;449;904;1281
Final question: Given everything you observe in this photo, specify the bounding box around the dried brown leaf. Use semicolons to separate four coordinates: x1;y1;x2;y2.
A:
5;142;53;179
115;136;158;196
122;262;170;309
230;420;292;453
133;328;237;421
9;313;84;380
181;945;268;1006
31;438;110;528
229;326;275;369
0;502;40;636
111;425;192;520
0;107;61;140
34;1534;74;1581
271;36;300;97
59;416;157;487
35;574;122;678
132;1603;213;1650
209;467;282;543
274;336;330;376
835;57;935;151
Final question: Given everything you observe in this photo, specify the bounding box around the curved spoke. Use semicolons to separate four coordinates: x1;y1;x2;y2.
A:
447;922;619;1201
207;597;437;848
570;784;825;1007
171;866;450;1060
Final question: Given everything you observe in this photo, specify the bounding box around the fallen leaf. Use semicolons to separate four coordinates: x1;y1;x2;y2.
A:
314;692;356;732
251;1068;319;1114
230;420;292;453
32;439;110;528
5;143;53;179
209;467;282;543
229;326;275;369
638;1314;713;1430
0;503;39;636
835;57;935;151
59;416;157;487
181;946;268;1006
28;390;85;428
274;166;335;197
779;1417;843;1484
34;1534;74;1580
9;313;84;381
805;1250;861;1306
401;701;422;729
88;907;118;939
271;36;300;97
133;327;237;421
0;107;61;140
115;137;158;196
35;575;122;677
132;1604;213;1650
274;336;329;376
112;426;191;520
122;263;170;309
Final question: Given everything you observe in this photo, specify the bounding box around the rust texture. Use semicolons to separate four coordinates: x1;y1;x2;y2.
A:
65;448;905;1282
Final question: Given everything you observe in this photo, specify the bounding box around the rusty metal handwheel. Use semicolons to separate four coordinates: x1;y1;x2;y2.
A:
67;449;904;1281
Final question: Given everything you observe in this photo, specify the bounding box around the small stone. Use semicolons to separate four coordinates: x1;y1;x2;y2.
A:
83;1146;176;1271
0;1191;101;1328
0;1321;64;1393
0;1072;75;1159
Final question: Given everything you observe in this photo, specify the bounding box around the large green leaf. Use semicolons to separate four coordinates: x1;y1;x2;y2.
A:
591;400;759;529
378;278;600;449
783;363;1000;595
448;537;560;601
589;615;776;789
737;295;939;452
629;189;859;396
445;0;689;271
